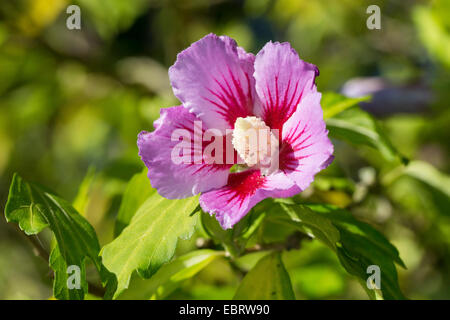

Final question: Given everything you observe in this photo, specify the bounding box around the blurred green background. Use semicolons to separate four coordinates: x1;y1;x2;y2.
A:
0;0;449;299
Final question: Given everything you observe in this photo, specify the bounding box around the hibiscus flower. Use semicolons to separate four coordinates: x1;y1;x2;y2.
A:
138;33;333;229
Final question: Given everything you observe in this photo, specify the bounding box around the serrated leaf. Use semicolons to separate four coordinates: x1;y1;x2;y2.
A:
326;107;404;163
234;252;295;300
275;200;406;299
120;249;224;299
306;203;405;264
274;199;340;250
49;244;86;300
310;205;406;299
4;173;117;300
101;192;199;298
114;169;156;236
322;92;371;119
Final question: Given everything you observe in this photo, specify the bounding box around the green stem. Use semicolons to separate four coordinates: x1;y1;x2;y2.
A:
223;239;241;259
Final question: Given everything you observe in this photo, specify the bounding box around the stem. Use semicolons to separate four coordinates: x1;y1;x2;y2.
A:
28;233;50;261
223;240;241;259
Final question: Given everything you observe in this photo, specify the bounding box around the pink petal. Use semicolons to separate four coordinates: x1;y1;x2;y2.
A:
280;89;334;190
169;34;255;132
253;41;319;131
200;170;300;229
138;106;232;199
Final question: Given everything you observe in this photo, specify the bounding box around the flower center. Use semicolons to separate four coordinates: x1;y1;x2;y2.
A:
231;116;279;175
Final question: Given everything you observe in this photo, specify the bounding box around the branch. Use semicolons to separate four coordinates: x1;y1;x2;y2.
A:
244;232;309;254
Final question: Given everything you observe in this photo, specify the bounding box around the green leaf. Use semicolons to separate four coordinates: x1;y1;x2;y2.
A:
234;251;272;272
101;192;199;298
326;107;404;163
49;244;86;300
413;5;450;68
275;200;406;299
114;169;156;236
4;173;117;300
200;208;265;258
398;161;450;198
274;199;341;251
383;160;450;217
120;249;224;299
322;92;370;119
311;205;405;300
233;252;295;300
